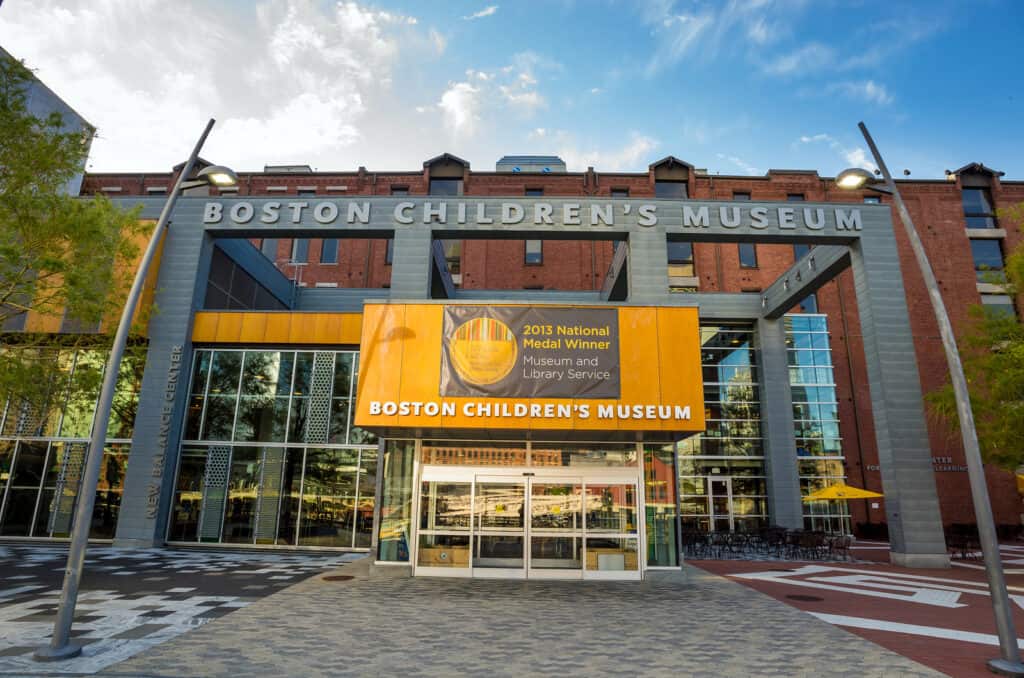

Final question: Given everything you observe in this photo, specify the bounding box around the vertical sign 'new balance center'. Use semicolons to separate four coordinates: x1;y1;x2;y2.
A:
355;303;704;434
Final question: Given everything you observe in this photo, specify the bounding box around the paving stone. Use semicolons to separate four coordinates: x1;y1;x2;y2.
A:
111;623;171;639
103;562;942;678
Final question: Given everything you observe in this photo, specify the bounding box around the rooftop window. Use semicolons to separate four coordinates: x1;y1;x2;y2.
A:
655;181;688;199
429;178;462;196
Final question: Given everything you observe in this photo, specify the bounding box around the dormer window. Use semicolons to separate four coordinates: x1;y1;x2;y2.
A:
962;188;996;229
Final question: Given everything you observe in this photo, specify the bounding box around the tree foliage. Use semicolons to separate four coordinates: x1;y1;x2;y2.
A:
927;202;1024;471
0;54;146;419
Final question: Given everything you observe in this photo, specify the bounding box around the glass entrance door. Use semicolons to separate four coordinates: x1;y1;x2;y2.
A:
416;468;640;580
528;479;584;578
708;477;734;532
473;477;527;578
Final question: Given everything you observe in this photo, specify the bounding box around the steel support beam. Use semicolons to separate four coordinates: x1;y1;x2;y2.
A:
761;245;851;319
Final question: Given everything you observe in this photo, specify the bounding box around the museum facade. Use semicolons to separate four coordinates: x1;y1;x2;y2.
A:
1;153;1021;578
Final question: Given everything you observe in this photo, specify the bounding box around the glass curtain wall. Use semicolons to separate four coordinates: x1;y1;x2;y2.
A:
786;315;850;532
677;323;768;533
168;348;378;548
0;347;144;539
643;444;677;566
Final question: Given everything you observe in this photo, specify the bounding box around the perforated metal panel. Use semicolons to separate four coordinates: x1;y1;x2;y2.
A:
198;446;231;541
49;442;87;536
254;447;285;543
304;352;335;444
4;400;46;437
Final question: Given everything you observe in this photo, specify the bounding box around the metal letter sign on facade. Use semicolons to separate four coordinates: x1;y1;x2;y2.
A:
440;306;620;399
200;198;864;234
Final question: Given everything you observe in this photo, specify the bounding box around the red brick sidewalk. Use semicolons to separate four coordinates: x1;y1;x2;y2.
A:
694;542;1024;678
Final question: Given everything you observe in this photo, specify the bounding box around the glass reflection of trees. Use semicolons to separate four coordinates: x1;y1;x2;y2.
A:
186;349;373;447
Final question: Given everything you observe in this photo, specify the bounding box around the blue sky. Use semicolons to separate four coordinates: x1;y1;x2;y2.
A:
2;0;1022;177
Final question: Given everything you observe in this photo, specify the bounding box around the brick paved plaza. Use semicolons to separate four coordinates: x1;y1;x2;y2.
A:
100;557;938;678
10;542;1024;676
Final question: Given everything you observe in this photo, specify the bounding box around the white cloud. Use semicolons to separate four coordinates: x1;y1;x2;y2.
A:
799;133;877;173
645;13;713;77
827;80;893;106
747;18;770;44
716;152;761;175
429;29;448;55
762;43;835;76
641;0;789;76
439;82;482;136
431;51;556;138
557;132;659;172
589;87;604;95
0;0;445;170
463;5;498;20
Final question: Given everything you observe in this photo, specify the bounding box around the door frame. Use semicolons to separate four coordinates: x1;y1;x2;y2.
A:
413;457;644;580
707;475;734;532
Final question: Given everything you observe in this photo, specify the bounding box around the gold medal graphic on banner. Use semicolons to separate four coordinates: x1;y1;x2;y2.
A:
448;316;518;385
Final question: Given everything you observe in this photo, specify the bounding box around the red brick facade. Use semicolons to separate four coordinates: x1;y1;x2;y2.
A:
81;157;1024;532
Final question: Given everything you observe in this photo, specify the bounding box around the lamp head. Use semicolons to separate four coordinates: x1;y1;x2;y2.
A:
196;165;239;187
835;167;875;190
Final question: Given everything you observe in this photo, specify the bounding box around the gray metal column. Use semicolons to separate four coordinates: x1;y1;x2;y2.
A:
757;317;803;529
849;237;948;567
388;227;432;299
113;226;215;548
627;227;670;303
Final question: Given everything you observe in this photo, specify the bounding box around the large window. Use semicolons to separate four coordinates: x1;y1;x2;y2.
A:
643;444;677;566
170;348;378;548
962;188;996;229
205;245;286;311
677;323;767;533
0;345;142;540
184;349;373;447
786;314;849;533
970;239;1006;282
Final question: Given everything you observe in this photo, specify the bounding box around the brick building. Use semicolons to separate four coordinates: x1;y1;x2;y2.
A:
78;152;1024;539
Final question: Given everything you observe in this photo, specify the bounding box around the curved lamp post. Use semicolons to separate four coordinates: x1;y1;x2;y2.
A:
838;121;1024;677
34;118;236;661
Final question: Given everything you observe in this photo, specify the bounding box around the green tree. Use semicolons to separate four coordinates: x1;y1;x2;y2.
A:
0;54;146;424
927;203;1024;471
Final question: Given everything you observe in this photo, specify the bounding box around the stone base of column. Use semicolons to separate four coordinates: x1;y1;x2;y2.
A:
890;551;950;568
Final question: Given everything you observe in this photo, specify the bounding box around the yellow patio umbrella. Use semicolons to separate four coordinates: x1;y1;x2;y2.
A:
802;482;883;502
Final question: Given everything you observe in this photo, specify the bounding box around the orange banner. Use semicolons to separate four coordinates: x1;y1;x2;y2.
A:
354;303;704;434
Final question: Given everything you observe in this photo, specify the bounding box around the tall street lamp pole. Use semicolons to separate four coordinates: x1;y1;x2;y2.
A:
838;121;1024;676
34;118;237;661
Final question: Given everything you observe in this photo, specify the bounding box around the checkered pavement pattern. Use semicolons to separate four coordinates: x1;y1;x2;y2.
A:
0;544;360;675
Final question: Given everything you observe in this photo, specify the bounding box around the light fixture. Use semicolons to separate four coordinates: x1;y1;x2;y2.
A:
835;167;875;190
197;165;239;187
